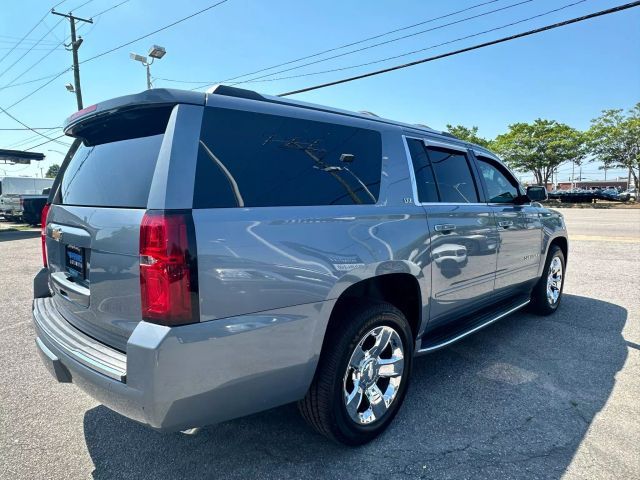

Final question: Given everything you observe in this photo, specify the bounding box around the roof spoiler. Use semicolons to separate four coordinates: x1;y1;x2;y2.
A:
62;88;206;135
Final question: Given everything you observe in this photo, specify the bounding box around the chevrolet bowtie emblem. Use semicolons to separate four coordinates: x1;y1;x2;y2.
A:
51;227;63;242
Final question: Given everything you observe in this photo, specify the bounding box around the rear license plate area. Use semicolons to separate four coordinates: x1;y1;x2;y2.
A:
65;244;86;279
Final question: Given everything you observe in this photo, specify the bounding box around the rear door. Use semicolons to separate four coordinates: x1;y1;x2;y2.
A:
45;105;175;352
473;154;543;293
405;137;499;331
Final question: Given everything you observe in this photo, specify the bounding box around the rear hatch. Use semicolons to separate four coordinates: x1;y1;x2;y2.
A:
45;104;175;352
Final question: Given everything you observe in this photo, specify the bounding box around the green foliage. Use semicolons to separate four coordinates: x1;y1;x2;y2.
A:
45;164;60;179
445;124;491;148
586;104;640;188
492;119;586;186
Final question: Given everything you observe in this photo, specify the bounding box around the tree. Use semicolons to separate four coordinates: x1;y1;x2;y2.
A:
446;124;491;148
492;119;586;187
46;164;60;178
586;104;640;189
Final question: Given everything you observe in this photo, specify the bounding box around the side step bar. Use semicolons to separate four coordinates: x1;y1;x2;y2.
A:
417;298;530;354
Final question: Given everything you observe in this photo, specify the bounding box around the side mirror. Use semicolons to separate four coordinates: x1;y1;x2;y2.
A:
526;185;548;202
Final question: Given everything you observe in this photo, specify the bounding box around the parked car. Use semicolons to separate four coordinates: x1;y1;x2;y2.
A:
21;189;51;225
0;176;53;220
619;188;637;202
32;87;568;445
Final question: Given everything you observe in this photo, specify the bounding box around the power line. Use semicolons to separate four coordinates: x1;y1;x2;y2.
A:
157;0;505;87
278;1;640;97
0;71;68;92
227;0;538;88
4;68;72;111
2;34;69;90
0;17;65;81
24;134;70;151
0;127;61;131
0;0;230;131
91;0;130;19
4;128;62;149
174;0;539;90
247;0;587;85
79;0;230;65
0;0;67;66
0;105;69;147
0;1;129;93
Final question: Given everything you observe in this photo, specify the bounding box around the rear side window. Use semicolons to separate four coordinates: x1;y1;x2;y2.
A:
427;146;479;203
194;108;382;208
55;106;172;208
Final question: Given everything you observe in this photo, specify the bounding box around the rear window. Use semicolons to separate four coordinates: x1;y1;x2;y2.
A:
194;108;382;208
57;134;163;208
55;106;172;208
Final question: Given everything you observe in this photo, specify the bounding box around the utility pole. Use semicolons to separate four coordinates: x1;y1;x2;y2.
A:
51;9;93;110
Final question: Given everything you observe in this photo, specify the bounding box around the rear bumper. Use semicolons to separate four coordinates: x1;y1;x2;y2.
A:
32;297;331;431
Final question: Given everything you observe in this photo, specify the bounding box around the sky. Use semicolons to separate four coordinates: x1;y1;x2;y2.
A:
0;0;638;183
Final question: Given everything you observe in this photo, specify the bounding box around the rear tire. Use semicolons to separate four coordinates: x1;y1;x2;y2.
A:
298;302;413;445
530;245;565;315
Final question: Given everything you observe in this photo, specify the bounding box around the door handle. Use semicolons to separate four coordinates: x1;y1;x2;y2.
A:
434;223;456;232
498;220;514;228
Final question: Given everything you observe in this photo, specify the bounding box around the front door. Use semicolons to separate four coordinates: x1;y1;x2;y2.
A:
473;155;543;293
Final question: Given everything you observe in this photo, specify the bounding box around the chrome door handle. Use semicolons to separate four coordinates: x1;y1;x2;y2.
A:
434;224;456;232
498;220;514;228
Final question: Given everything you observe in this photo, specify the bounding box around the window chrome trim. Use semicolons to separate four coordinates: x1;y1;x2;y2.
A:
401;135;421;205
424;137;469;152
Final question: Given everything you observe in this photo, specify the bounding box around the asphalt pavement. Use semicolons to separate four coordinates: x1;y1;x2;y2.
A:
0;208;638;479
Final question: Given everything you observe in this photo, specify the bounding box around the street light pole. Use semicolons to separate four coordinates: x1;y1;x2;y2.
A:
146;63;152;90
130;45;167;90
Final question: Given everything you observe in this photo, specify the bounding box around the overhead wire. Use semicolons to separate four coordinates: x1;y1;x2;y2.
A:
278;1;640;96
246;0;587;85
155;0;506;86
0;0;68;66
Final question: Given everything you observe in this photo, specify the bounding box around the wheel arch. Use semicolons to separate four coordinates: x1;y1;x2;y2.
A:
324;273;422;343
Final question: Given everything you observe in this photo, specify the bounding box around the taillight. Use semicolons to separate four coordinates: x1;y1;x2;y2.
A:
139;210;199;326
41;203;50;268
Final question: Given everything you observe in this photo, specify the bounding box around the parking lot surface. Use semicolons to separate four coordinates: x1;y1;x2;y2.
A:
0;208;638;479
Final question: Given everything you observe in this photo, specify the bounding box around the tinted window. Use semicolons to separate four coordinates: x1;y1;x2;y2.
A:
406;138;438;202
194;108;382;208
427;147;478;203
476;156;520;203
57;134;163;208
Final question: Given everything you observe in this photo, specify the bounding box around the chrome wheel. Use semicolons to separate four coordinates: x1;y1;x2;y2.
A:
343;326;405;425
546;256;563;305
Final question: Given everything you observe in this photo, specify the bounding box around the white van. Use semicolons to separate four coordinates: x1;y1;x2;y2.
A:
0;176;54;219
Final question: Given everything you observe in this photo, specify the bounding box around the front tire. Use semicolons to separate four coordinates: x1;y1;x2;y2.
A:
298;302;413;445
530;245;565;315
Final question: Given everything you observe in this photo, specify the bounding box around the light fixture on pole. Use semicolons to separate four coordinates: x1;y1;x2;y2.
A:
129;45;167;90
65;83;75;93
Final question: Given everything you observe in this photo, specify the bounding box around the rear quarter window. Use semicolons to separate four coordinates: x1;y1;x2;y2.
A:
194;108;383;208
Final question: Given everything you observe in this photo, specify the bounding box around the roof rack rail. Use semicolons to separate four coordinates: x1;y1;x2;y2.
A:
440;131;459;139
205;86;445;137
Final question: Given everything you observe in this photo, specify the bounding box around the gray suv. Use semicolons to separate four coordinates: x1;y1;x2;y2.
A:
32;86;568;445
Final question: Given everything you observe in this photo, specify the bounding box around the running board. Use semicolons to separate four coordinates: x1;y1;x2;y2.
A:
417;298;530;354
